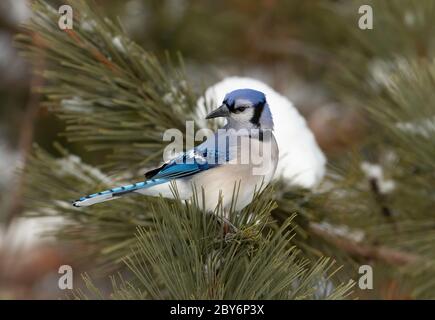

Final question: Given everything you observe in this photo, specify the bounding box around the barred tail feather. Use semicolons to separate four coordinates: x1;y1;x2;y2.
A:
72;179;165;207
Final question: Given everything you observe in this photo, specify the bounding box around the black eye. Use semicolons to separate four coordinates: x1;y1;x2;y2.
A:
236;107;247;112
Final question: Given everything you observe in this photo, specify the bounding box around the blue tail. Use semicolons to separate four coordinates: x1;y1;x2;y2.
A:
72;179;165;207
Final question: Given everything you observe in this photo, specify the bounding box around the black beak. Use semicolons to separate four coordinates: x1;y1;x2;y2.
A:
205;104;229;119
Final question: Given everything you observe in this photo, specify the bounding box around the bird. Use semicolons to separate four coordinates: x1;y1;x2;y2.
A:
195;77;326;189
72;88;279;217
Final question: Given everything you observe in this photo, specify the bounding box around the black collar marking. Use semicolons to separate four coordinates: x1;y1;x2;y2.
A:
250;101;265;126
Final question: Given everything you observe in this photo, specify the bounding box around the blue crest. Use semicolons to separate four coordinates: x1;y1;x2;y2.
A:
223;89;266;107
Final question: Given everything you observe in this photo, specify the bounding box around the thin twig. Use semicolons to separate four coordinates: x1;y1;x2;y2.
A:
309;222;420;266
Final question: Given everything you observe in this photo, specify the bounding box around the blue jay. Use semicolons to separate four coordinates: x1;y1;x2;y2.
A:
72;89;279;215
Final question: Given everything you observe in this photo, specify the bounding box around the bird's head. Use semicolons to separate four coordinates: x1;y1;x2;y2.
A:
206;89;274;130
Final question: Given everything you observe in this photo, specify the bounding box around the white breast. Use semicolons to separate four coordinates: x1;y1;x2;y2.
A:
189;133;279;213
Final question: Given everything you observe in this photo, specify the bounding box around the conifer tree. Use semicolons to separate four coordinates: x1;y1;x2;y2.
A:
13;0;435;299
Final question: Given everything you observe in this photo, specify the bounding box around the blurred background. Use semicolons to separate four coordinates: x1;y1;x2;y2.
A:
1;0;433;299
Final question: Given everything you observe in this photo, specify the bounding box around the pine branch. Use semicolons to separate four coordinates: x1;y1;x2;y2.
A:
15;0;198;172
74;194;354;300
6;34;45;225
22;144;155;270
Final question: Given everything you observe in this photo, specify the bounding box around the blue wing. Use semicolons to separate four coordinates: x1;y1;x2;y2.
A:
145;146;231;181
73;135;236;207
